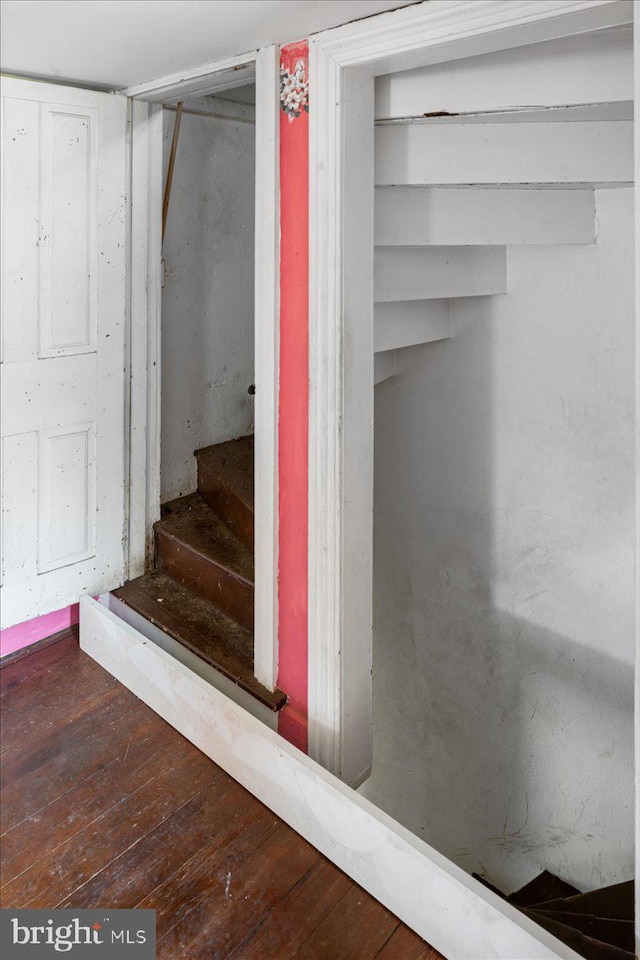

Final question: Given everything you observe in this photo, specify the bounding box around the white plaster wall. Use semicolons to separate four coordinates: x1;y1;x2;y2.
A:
161;102;255;501
362;188;635;893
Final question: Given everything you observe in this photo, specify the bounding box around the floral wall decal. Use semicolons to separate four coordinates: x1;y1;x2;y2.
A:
280;59;309;120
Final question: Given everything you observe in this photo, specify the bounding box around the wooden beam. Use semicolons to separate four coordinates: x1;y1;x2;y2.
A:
162;101;183;242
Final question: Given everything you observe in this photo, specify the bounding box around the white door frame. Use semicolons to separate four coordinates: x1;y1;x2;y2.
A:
125;46;280;691
307;0;635;784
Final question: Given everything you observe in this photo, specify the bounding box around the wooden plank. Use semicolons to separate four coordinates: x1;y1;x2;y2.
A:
533;882;634;920
375;187;595;246
0;708;191;887
1;632;81;696
375;300;451;352
0;685;148;834
375;121;633;185
374;923;443;960
2;749;224;908
1;643;118;756
80;596;580;960
135;801;280;932
290;883;399;959
104;593;279;728
162;100;183;241
59;778;269;911
374;246;506;302
157;824;321;958
112;572;285;712
229;859;353;960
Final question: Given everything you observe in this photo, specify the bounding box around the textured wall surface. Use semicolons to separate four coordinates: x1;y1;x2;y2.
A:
362;188;635;893
161;102;255;502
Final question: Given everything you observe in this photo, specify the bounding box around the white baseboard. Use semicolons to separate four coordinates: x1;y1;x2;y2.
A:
80;595;579;960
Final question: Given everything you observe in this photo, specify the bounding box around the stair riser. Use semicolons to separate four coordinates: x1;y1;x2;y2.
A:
375;121;633;185
197;469;254;551
155;531;254;632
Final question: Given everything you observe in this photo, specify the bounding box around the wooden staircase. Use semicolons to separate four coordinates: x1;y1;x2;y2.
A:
473;871;634;960
114;436;286;712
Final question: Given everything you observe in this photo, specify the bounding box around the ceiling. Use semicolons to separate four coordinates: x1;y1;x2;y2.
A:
1;0;416;90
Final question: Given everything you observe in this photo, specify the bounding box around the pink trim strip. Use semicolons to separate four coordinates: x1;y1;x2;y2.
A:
277;41;310;753
0;604;79;659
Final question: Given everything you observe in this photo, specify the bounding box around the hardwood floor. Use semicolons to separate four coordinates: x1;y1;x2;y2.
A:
0;630;443;960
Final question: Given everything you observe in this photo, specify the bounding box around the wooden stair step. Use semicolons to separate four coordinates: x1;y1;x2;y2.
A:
112;572;285;712
508;870;581;908
196;435;254;550
521;909;634;960
530;881;634;921
531;911;633;953
155;493;253;632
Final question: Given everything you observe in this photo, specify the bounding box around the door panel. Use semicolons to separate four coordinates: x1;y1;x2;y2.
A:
1;79;127;628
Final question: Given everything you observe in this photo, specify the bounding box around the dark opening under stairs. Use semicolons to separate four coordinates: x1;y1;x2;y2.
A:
114;436;286;712
473;871;634;960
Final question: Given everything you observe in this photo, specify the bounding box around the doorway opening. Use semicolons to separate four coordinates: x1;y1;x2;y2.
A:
120;79;285;714
361;20;635;951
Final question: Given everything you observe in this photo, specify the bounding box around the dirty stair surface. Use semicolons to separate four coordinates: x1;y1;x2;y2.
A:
114;436;285;711
472;872;634;960
196;435;254;549
156;493;254;631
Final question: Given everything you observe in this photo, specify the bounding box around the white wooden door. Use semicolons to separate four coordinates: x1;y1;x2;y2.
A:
1;78;128;629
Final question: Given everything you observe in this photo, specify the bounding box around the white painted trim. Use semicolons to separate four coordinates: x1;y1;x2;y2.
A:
307;0;633;789
253;45;280;692
308;42;344;778
122;51;256;103
316;0;633;74
308;49;375;787
633;5;639;955
80;594;581;960
128;102;163;577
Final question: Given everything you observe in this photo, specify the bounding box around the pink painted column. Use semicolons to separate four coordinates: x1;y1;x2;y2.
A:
277;42;309;751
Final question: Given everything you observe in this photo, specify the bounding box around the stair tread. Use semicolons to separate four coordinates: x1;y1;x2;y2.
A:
158;493;253;584
530;881;634;921
112;572;285;712
509;870;581;908
530;910;633;953
195;436;254;511
521;909;634;960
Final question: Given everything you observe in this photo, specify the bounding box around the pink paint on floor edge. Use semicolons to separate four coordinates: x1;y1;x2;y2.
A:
0;604;79;659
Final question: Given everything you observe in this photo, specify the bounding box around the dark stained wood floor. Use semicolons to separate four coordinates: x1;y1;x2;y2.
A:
0;630;443;960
